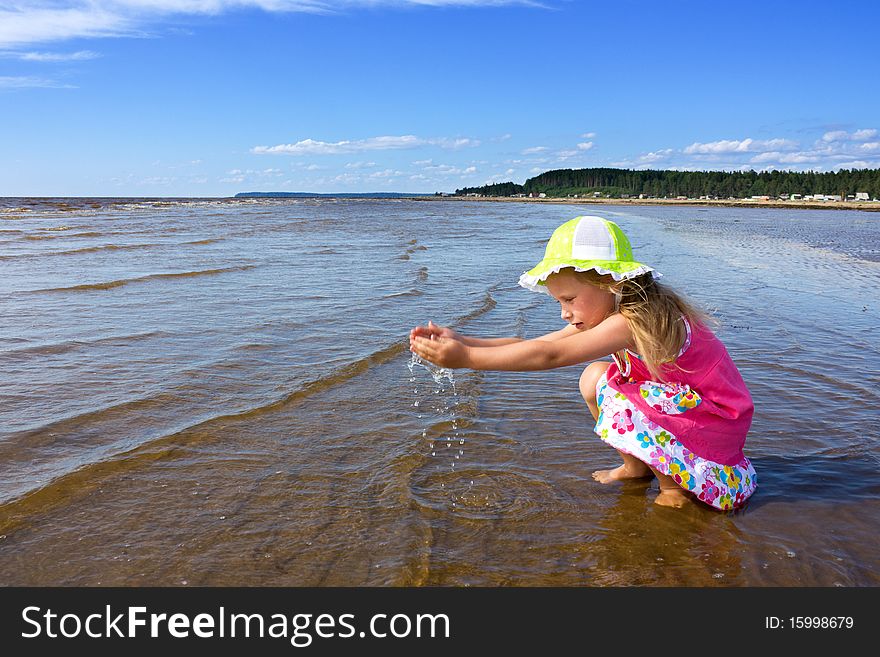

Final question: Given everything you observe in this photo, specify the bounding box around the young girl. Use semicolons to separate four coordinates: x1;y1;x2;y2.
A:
410;215;756;510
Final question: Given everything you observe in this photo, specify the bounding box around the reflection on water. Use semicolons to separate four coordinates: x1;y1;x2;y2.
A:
0;198;878;585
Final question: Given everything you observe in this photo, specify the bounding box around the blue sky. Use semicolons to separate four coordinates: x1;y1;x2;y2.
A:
2;0;879;196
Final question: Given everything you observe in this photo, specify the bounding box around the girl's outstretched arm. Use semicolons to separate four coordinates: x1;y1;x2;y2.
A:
409;321;578;348
411;314;632;371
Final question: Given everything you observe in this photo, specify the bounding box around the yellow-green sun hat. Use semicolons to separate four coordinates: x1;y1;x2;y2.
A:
518;215;661;293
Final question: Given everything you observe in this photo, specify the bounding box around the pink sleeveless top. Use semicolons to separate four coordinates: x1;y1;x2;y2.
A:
604;318;753;466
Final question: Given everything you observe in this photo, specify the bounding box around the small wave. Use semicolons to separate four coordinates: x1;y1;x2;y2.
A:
24;231;103;241
383;289;423;299
17;243;160;258
0;339;410;526
454;290;497;325
0;331;168;358
183;238;223;246
28;265;256;293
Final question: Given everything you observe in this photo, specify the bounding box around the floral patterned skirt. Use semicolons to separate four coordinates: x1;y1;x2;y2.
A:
594;372;757;511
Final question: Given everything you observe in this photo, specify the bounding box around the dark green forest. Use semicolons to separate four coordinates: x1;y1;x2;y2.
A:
455;167;880;199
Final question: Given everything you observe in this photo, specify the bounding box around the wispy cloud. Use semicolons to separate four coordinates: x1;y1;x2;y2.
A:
0;75;75;89
7;49;101;61
252;135;479;155
0;1;540;48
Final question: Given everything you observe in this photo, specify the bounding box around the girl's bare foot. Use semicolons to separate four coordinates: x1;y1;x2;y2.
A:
654;487;690;508
592;462;653;484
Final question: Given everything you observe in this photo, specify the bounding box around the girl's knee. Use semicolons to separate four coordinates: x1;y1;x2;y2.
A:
579;361;611;403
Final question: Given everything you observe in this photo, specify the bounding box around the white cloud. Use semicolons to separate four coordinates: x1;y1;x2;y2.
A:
821;130;849;142
435;137;480;149
818;128;880;143
369;168;402;179
581;132;596;138
252;134;478;155
576;141;593;151
684;137;798;154
345;160;377;169
749;151;819;164
0;2;539;48
12;49;100;61
522;146;548;154
252;135;423;155
419;163;478;175
0;75;75;88
860;142;880;152
853;129;878;141
637;148;674;163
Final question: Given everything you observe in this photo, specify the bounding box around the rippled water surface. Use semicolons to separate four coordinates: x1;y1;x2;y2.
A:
1;198;878;586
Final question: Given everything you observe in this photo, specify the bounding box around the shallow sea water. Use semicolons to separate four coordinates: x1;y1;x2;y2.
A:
0;198;878;586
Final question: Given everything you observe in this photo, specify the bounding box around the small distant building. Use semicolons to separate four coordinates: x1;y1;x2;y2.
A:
791;194;802;201
826;194;842;201
750;195;770;201
538;193;547;198
593;191;602;198
855;192;870;201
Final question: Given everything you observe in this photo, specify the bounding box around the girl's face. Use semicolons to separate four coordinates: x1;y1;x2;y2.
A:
545;269;616;330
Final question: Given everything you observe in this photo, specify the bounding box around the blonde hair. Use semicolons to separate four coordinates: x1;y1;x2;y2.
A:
575;270;713;381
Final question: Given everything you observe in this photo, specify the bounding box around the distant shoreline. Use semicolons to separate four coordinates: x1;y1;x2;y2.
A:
3;196;879;213
412;195;880;212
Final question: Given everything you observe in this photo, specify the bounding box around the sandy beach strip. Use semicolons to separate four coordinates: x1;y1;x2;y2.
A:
412;195;880;212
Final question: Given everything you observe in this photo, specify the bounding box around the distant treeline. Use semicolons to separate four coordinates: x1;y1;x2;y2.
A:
455;167;880;199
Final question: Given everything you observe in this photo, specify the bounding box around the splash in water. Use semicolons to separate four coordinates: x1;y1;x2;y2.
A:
407;352;468;506
407;352;455;389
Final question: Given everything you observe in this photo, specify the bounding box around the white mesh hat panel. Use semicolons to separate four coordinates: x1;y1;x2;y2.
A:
570;216;616;260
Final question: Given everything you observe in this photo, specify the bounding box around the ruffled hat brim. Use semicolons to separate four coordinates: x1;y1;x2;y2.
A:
518;258;661;294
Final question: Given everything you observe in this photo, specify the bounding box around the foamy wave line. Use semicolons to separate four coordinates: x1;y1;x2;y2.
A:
28;265;256;293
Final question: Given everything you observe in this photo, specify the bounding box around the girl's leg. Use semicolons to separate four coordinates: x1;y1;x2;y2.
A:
592;450;653;483
579;362;653;483
652;468;691;508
